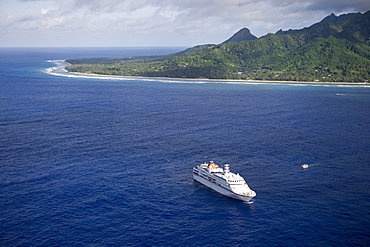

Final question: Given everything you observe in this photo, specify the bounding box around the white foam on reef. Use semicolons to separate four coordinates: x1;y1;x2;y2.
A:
43;60;370;87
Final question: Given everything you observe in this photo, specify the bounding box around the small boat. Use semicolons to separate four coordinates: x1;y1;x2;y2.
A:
301;164;309;169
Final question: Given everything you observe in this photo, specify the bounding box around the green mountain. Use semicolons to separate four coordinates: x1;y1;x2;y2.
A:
223;28;257;43
66;11;370;82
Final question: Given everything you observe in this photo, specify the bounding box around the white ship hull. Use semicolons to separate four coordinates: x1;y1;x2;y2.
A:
193;173;254;202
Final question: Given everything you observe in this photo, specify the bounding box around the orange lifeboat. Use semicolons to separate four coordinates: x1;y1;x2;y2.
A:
208;162;217;169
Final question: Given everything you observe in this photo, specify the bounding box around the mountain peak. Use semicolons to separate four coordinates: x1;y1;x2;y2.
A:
320;12;356;24
223;28;257;43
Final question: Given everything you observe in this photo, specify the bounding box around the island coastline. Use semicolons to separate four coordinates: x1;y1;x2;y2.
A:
45;60;370;87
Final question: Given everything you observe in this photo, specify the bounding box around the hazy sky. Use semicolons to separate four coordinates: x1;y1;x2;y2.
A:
1;0;369;47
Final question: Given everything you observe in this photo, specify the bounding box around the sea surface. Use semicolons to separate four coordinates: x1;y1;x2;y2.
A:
1;47;369;247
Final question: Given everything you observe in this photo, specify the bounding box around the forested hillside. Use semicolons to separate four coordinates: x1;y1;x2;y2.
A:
66;11;370;82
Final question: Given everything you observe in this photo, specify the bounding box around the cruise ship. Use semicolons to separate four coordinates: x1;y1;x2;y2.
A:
193;161;256;202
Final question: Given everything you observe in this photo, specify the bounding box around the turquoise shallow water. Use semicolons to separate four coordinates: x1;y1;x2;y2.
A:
1;48;370;246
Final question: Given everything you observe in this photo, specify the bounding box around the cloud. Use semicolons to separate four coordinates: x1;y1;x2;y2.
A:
1;0;369;46
305;0;370;12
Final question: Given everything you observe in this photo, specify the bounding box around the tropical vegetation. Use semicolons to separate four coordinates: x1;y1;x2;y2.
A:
66;11;370;83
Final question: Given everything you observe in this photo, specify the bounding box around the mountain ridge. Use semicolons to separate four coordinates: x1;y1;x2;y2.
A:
66;11;370;82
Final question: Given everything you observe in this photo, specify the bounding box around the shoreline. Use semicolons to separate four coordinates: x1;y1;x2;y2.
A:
47;60;370;87
70;71;370;86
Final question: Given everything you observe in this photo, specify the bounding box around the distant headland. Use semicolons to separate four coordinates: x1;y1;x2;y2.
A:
65;11;370;83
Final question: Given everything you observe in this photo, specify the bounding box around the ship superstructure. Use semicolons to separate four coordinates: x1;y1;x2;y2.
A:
193;161;256;202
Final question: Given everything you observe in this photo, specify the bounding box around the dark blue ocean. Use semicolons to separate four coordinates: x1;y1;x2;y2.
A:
1;47;369;247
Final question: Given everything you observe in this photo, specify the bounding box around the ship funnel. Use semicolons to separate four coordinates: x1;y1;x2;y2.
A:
224;164;230;173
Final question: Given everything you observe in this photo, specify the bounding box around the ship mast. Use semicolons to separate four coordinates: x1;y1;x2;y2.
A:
224;164;230;173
